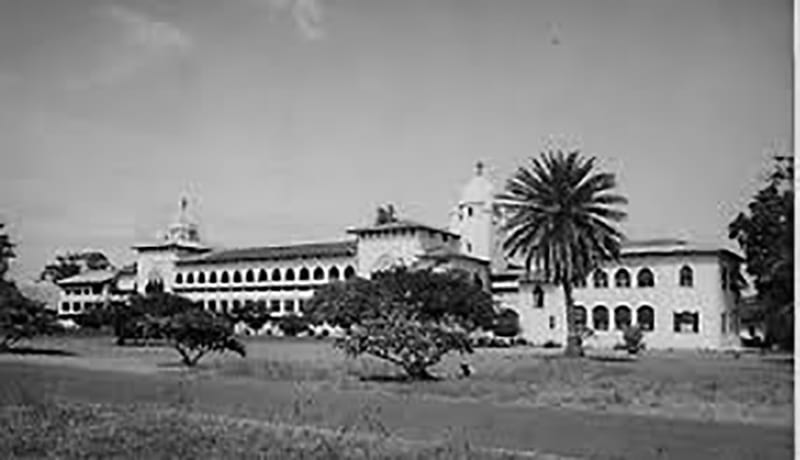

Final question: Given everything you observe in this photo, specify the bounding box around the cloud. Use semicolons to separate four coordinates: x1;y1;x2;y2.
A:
258;0;327;40
65;4;192;90
105;5;192;52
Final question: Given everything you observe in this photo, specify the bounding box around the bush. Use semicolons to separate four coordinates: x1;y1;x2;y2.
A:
621;324;645;354
492;308;521;338
276;315;312;337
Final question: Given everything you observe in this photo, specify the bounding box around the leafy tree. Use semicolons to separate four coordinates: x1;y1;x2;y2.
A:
160;309;246;367
496;150;628;357
305;266;495;380
729;155;794;350
0;224;61;349
40;251;112;282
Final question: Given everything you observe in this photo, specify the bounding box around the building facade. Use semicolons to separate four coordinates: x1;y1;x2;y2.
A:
56;162;745;349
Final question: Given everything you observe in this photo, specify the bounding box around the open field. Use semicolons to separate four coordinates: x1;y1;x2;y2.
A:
3;335;793;427
0;334;794;459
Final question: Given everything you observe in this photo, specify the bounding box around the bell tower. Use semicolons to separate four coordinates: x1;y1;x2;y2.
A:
449;161;497;262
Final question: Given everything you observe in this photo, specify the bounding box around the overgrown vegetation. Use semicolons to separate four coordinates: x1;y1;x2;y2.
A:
305;267;496;380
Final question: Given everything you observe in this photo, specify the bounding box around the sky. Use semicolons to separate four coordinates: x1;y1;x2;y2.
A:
0;0;793;280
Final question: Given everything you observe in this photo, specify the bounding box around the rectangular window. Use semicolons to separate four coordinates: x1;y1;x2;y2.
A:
208;300;217;313
72;302;82;313
270;300;281;313
284;299;296;314
548;315;556;330
673;312;699;334
92;285;102;295
721;313;727;333
220;300;229;314
61;302;69;312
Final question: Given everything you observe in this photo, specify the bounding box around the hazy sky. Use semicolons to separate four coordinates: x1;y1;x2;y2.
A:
0;0;792;280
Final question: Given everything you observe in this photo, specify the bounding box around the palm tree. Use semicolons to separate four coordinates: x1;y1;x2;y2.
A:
496;150;627;356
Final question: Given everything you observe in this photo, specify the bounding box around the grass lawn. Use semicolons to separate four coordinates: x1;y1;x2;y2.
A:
3;334;793;427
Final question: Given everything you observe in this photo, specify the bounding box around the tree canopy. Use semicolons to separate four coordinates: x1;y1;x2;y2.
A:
496;149;627;356
729;155;794;349
40;251;112;282
304;266;495;379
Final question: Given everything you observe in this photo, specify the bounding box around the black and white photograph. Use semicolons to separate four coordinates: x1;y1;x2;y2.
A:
0;0;794;458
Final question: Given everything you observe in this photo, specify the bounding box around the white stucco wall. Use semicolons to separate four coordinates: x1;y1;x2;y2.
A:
502;252;743;350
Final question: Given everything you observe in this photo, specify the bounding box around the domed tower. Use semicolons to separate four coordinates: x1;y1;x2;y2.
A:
132;195;209;294
449;161;497;262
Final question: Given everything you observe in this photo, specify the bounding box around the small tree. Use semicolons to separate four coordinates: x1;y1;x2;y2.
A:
160;309;246;367
305;266;495;380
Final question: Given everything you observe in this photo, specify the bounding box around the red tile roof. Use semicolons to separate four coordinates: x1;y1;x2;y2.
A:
177;240;357;265
347;219;460;238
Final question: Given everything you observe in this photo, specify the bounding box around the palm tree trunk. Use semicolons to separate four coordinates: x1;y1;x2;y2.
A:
563;281;583;357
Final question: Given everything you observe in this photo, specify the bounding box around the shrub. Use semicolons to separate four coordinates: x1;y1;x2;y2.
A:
276;315;312;337
542;340;562;349
492;308;521;338
621;324;645;354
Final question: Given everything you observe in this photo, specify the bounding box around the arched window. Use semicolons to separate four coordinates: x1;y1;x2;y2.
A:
574;305;587;328
258;269;268;282
209;272;217;283
186;272;194;284
285;268;296;281
593;269;608;288
679;265;693;287
614;305;632;330
329;266;340;281
636;268;654;287
272;268;282;282
614;269;631;288
175;273;183;284
313;267;325;281
592;305;609;331
200;272;208;284
637;305;655;331
233;271;242;283
220;271;229;283
299;267;310;281
532;285;544;308
344;266;356;280
245;269;254;283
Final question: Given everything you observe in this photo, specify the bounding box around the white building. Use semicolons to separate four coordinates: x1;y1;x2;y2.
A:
56;162;745;349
